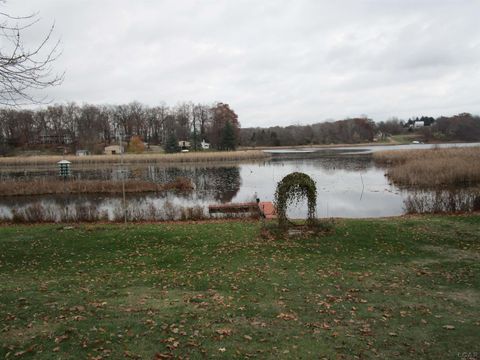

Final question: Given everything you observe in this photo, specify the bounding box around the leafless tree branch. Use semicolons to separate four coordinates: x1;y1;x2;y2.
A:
0;6;63;106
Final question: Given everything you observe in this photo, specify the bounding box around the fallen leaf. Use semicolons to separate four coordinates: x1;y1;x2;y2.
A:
277;312;298;321
215;328;232;336
54;334;69;344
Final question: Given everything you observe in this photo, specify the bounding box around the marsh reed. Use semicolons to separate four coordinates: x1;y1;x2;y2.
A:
0;150;269;166
374;147;480;187
0;177;193;196
0;200;258;223
404;189;480;214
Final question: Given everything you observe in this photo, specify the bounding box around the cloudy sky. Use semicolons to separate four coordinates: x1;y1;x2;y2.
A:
5;0;480;127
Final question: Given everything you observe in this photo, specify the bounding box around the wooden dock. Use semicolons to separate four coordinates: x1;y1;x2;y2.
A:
208;201;277;219
258;201;277;219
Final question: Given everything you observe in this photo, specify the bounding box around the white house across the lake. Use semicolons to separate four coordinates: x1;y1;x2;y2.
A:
179;140;190;150
104;145;123;155
76;149;90;156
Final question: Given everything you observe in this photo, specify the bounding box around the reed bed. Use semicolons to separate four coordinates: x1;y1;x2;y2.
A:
373;147;480;187
0;150;269;166
0;177;193;196
0;200;257;223
404;189;480;214
1;201;207;223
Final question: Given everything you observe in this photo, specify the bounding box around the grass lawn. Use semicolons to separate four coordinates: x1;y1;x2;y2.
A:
386;134;423;144
0;216;479;359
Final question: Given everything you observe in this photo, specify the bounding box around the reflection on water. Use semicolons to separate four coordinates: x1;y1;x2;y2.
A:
404;189;480;214
226;151;408;218
0;196;209;222
1;146;479;221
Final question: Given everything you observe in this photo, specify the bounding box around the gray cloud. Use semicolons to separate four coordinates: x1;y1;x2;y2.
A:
5;0;480;127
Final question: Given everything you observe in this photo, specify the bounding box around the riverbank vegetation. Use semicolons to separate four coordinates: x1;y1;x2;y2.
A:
2;200;211;223
0;150;269;166
404;190;480;214
0;216;478;359
0;177;194;196
374;146;480;187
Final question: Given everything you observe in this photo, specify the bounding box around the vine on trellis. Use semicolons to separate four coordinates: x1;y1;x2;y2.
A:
274;172;317;227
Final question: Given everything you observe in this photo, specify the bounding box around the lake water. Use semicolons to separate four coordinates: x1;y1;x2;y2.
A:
1;143;479;221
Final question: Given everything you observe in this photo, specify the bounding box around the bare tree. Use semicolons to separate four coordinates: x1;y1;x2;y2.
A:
0;5;63;106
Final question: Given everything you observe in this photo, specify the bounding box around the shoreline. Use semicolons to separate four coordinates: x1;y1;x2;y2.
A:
0;178;194;197
2;140;479;166
0;211;478;227
0;149;270;166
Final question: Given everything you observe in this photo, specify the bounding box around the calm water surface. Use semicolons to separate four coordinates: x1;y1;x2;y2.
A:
1;143;479;220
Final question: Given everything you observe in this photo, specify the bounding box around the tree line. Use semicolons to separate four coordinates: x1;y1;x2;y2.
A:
419;113;480;142
241;113;480;147
1;102;479;155
0;102;239;155
241;117;377;147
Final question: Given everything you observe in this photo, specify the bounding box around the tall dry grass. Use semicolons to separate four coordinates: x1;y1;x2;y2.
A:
0;200;258;223
0;150;269;166
404;189;480;214
374;147;480;187
0;177;193;196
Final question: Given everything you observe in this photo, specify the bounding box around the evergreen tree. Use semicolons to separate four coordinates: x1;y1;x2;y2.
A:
250;131;256;147
221;121;236;150
165;132;180;153
190;131;202;151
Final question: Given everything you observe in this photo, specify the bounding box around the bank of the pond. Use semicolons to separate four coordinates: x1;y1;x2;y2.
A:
374;146;480;187
0;215;479;359
0;178;194;196
0;149;270;166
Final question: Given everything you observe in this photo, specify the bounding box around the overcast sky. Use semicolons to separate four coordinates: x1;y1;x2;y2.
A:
5;0;480;127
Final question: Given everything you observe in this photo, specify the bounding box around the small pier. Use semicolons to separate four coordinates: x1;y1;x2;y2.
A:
258;201;277;219
208;201;277;219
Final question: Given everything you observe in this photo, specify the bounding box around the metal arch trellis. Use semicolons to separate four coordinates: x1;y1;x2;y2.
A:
274;172;317;227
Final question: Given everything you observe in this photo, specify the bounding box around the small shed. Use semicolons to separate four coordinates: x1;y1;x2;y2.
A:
76;149;90;156
201;140;210;150
104;145;123;155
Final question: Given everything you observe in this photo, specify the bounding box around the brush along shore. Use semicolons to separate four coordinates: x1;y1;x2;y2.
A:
0;178;193;196
0;150;270;166
0;215;479;359
374;146;480;187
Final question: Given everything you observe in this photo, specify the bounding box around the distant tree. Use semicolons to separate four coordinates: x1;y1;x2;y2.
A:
419;116;435;126
190;130;202;151
270;131;280;146
163;114;176;143
0;7;63;106
208;103;239;150
376;118;404;136
164;132;180;153
190;103;203;151
174;103;190;141
77;104;106;152
432;113;480;141
220;120;236;150
250;131;256;147
128;135;145;153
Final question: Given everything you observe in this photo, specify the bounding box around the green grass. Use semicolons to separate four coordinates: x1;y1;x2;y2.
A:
386;134;423;144
0;216;479;359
